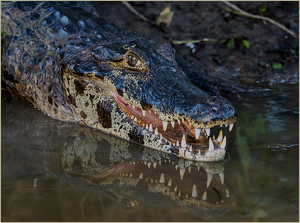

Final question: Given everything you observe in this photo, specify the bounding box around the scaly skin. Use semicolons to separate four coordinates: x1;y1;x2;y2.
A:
1;2;237;161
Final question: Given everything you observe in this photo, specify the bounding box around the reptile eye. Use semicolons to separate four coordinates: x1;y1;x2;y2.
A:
128;54;138;66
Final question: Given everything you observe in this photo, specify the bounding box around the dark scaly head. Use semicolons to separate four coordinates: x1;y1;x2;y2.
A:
63;38;236;162
1;1;236;161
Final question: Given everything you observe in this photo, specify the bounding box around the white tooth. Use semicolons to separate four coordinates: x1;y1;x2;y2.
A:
219;172;224;185
189;145;193;152
180;168;185;180
176;140;179;147
192;185;198;198
177;119;181;125
134;117;137;121
144;162;147;165
197;167;200;171
188;166;191;173
150;179;153;183
142;110;146;117
186;194;188;198
174;186;177;192
125;173;128;177
159;173;165;183
182;118;184;122
213;135;215;139
195;128;201;139
131;115;134;119
208;137;214;152
171;121;175;128
178;191;181;197
175;164;178;170
229;123;234;131
173;142;175;146
129;173;133;177
206;128;210;136
217;130;223;142
160;134;163;140
148;162;151;169
168;179;172;187
155;179;158;183
198;150;201;155
159;160;161;165
132;105;135;109
122;173;124;176
216;201;219;204
149;110;151;113
153;162;157;169
146;124;148;130
202;191;207;200
226;189;230;198
220;136;226;149
225;124;228;127
181;135;187;148
132;162;135;165
154;127;158;135
207;173;213;188
169;159;170;163
139;173;143;179
163;121;168;131
149;124;153;132
221;199;224;203
172;162;174;165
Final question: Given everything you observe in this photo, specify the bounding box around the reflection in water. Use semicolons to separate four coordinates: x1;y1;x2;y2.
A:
2;84;299;221
2;95;231;221
62;128;232;220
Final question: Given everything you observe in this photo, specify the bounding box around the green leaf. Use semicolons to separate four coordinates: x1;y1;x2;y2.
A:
259;6;267;13
242;40;250;49
227;38;234;48
1;31;7;37
272;63;282;69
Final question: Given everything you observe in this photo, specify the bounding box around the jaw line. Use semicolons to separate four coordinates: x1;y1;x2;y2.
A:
110;89;231;161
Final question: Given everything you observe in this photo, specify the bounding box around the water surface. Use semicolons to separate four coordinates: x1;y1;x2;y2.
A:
1;83;299;221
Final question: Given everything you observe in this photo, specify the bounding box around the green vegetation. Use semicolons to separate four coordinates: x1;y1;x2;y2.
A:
272;63;282;69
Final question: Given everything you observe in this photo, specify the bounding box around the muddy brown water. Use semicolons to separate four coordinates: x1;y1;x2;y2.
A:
1;83;298;222
1;1;299;222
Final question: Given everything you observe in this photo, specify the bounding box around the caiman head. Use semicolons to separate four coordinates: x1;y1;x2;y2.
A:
61;31;236;162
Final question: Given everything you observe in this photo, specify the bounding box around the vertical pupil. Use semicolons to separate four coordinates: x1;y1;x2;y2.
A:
128;55;138;66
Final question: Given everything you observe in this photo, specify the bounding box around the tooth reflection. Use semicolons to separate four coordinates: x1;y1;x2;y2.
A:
192;184;198;198
207;173;213;188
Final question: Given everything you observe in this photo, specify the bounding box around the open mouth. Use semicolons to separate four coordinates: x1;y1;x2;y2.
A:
111;89;235;157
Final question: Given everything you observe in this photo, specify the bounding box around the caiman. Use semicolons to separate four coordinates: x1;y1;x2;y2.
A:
1;1;237;162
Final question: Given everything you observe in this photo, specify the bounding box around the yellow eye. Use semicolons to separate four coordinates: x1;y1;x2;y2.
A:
128;54;138;66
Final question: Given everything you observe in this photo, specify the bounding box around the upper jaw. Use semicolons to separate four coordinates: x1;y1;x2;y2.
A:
111;89;236;162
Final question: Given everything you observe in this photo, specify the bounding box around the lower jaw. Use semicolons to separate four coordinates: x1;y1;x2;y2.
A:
111;91;231;160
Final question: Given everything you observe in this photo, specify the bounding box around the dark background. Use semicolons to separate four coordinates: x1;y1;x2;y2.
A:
92;1;299;89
